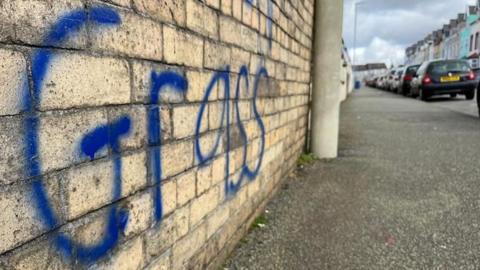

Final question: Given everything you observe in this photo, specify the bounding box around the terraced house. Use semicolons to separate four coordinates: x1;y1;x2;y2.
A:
405;0;480;68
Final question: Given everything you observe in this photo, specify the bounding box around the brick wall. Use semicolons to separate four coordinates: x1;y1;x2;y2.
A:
0;0;314;269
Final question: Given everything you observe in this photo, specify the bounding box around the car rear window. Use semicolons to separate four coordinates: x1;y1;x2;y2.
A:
406;65;419;75
428;61;470;75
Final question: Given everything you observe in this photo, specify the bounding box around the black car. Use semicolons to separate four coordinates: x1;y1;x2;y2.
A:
398;64;420;96
410;60;477;101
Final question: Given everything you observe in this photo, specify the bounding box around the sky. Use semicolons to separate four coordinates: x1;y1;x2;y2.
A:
343;0;478;66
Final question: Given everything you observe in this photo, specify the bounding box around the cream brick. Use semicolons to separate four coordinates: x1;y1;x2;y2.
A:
258;0;268;13
161;139;194;178
133;0;186;26
174;206;190;238
176;170;196;206
230;47;250;73
242;1;253;25
104;0;131;7
172;105;207;139
228;182;247;213
0;179;59;254
91;11;162;60
221;0;232;15
190;186;219;226
0;49;26;116
206;0;220;9
186;70;217;102
196;166;212;195
249;53;263;75
122;152;148;195
251;6;260;30
65;152;147;220
186;0;218;39
206;205;229;239
145;213;176;260
195;131;225;166
95;237;145;270
208;101;227;130
162;180;177;216
211;156;226;184
259;13;267;36
39;109;108;173
204;41;231;69
39;53;130;110
236;101;251;121
219;16;257;51
163;26;203;68
72;208;114;247
0;0;85;46
232;0;242;20
172;223;206;269
247;176;260;198
0;116;25;185
1;235;70;269
145;250;171;270
124;191;153;237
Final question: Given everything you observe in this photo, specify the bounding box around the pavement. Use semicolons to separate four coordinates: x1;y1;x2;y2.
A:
224;87;480;270
423;94;478;118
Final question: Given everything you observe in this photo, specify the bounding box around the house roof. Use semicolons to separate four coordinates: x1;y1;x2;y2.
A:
353;63;388;72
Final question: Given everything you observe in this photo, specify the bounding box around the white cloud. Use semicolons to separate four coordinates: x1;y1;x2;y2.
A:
343;0;478;64
351;37;405;66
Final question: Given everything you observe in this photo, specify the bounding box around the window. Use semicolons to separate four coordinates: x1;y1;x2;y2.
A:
428;60;470;75
470;35;474;51
476;32;479;50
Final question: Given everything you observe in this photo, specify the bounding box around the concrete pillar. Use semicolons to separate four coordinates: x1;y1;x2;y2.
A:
310;0;344;158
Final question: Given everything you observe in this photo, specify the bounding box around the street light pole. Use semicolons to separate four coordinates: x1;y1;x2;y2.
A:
353;1;359;66
353;0;371;66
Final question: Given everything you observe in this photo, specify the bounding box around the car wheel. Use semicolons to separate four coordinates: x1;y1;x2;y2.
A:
477;89;480;117
410;87;418;98
420;89;429;101
450;93;457;98
465;91;474;100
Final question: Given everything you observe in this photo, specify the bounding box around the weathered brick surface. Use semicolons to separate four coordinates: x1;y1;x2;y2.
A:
163;26;203;68
40;53;130;110
0;0;85;46
133;0;186;26
0;49;26;116
0;0;315;268
186;0;218;39
91;10;163;61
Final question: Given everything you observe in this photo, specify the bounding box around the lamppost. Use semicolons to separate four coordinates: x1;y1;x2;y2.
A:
353;0;373;66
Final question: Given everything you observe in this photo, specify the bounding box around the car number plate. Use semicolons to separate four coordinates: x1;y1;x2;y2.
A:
440;76;460;82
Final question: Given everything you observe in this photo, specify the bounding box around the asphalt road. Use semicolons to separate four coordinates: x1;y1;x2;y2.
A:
422;93;478;118
225;87;480;270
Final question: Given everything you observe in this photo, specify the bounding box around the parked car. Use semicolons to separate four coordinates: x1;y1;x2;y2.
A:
365;77;377;88
385;69;396;91
410;60;476;101
398;64;420;96
391;68;405;94
377;75;387;90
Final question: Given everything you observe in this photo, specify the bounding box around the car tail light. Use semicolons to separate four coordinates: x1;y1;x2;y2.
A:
404;74;413;81
468;71;476;80
422;75;432;85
